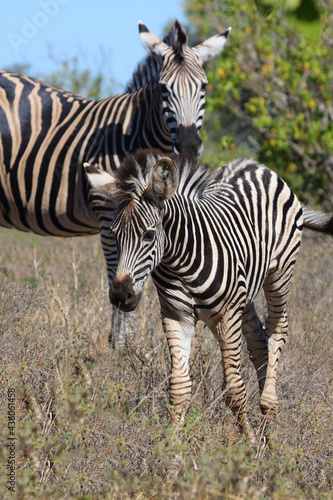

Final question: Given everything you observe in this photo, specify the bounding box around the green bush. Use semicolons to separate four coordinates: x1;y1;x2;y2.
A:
185;0;333;208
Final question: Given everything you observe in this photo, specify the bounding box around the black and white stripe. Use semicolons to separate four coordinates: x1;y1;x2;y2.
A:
85;150;333;440
0;20;230;289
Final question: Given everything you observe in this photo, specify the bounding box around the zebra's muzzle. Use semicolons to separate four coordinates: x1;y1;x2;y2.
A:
109;275;141;312
174;124;203;158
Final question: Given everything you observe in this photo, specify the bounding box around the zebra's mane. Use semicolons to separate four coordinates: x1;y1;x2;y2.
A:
114;149;214;202
126;20;188;93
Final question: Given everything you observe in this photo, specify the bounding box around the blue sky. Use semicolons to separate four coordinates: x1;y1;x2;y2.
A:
0;0;186;91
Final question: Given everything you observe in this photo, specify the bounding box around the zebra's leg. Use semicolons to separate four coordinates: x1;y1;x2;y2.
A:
110;308;128;349
215;309;255;444
99;222;131;349
162;315;195;427
260;270;292;420
242;302;268;394
162;314;195;479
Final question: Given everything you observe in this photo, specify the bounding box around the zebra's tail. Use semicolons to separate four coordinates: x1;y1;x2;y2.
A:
302;206;333;235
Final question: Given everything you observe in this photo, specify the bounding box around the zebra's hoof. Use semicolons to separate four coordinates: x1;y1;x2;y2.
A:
164;453;183;480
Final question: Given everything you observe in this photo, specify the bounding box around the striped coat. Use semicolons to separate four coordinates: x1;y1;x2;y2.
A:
85;150;333;441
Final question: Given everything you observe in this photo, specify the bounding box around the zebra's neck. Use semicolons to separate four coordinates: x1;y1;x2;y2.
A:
85;81;173;171
162;195;199;269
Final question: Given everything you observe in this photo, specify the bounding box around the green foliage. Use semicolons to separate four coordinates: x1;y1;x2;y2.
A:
44;54;115;99
185;0;333;208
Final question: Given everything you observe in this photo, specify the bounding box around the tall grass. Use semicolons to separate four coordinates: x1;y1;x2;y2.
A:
0;229;332;498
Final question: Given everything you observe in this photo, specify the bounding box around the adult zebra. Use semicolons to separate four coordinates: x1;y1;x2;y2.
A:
0;20;230;319
85;149;333;443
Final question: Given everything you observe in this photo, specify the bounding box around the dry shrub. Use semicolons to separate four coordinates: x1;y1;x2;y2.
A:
0;228;332;498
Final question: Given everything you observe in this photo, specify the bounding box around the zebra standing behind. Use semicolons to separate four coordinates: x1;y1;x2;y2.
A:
85;149;333;443
0;20;231;318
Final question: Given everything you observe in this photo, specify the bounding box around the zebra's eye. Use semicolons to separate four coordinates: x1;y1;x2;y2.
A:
201;82;207;91
144;229;156;241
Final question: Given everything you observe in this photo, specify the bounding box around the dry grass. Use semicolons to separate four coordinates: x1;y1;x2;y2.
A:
0;228;332;499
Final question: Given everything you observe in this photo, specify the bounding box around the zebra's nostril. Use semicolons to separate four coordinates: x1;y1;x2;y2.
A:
111;276;135;303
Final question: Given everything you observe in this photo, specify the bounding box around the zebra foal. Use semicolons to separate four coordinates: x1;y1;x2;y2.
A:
85;150;333;441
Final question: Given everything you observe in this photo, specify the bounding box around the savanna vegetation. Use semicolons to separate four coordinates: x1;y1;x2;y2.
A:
0;228;332;498
186;0;333;209
1;0;333;498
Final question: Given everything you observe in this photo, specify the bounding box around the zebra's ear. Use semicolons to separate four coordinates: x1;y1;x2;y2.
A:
173;20;188;55
193;27;232;65
138;21;170;58
84;162;117;199
149;157;179;203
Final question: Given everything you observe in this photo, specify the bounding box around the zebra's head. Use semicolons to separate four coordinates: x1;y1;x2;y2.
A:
84;151;179;312
138;21;231;158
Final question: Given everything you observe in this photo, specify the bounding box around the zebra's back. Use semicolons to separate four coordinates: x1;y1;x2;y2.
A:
158;158;303;325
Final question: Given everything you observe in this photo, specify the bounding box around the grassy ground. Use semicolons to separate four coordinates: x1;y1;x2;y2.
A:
0;228;332;499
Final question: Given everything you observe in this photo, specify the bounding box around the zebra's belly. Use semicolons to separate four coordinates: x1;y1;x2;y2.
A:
192;278;265;332
0;198;100;237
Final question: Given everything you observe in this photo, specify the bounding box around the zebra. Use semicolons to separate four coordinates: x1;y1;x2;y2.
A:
85;149;333;442
0;20;230;341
